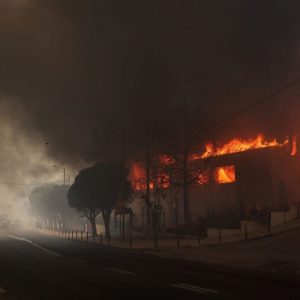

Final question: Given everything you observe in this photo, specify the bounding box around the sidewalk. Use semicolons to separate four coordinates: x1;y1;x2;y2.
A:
39;218;300;275
142;227;300;275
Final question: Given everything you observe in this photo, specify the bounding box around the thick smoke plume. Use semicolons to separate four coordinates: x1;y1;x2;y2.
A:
0;0;299;167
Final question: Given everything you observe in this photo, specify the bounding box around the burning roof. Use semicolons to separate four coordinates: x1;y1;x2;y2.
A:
129;134;296;191
191;134;290;160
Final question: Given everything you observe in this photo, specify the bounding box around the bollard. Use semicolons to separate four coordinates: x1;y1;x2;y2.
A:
75;230;78;240
72;230;74;240
153;232;158;249
86;231;88;242
176;231;180;248
81;230;83;241
244;225;248;241
129;234;132;249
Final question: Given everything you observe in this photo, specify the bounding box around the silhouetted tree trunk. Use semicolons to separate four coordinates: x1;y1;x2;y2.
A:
86;212;97;236
102;209;111;239
145;146;151;233
182;142;190;225
90;215;97;237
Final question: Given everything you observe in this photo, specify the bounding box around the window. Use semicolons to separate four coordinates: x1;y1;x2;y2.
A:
215;165;236;184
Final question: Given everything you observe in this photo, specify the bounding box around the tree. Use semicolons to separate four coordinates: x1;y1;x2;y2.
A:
67;162;132;238
29;185;52;228
161;146;209;225
29;184;75;230
48;185;74;230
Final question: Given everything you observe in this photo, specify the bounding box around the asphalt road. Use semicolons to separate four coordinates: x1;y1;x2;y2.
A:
0;229;299;300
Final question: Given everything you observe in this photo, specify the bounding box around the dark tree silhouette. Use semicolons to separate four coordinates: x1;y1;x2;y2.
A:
29;184;74;230
67;162;132;238
29;185;53;228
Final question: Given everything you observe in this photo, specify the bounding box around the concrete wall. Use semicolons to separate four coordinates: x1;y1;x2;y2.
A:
240;220;267;232
271;205;298;226
207;228;241;238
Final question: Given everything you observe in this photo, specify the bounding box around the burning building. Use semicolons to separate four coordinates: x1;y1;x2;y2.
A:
129;134;300;230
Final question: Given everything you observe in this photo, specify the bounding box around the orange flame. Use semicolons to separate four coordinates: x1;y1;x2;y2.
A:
291;135;297;156
201;135;288;159
129;162;170;191
215;166;236;184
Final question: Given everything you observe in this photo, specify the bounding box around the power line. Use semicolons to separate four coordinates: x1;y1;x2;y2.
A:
0;181;64;186
168;76;300;149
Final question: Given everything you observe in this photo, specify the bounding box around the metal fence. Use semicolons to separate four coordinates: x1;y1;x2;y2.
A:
39;217;300;250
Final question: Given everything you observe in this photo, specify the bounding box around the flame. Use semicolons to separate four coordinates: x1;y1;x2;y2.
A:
129;162;149;191
155;174;170;189
129;162;169;191
130;134;294;190
291;135;297;156
215;166;236;184
159;154;175;165
198;173;209;185
201;135;288;159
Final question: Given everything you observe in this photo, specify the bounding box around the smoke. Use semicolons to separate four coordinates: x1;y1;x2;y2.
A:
0;0;299;169
0;96;74;219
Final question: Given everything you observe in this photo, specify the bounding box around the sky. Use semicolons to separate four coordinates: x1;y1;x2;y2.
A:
0;0;299;217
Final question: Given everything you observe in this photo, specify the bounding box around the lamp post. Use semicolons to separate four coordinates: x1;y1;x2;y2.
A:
53;165;66;186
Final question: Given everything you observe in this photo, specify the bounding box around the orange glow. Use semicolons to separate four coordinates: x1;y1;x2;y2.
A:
198;173;209;185
130;134;292;190
159;154;175;165
215;166;236;184
129;162;150;191
200;135;288;159
291;135;297;156
156;174;170;189
129;162;170;191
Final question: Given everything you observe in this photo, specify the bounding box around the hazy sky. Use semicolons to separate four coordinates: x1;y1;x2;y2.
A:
0;0;299;216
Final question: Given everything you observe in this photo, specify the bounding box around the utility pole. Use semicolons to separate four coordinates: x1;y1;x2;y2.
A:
146;145;151;234
182;97;190;225
53;165;66;186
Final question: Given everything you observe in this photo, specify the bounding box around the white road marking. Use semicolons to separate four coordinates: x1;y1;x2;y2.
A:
106;268;135;275
170;283;219;294
7;234;63;258
0;287;6;293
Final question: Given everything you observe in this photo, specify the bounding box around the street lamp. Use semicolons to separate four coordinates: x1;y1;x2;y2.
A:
53;165;66;186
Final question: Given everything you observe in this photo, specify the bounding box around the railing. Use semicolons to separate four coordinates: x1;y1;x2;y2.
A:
39;217;300;250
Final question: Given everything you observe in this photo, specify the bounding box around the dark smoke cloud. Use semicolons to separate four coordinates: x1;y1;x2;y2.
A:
0;0;299;166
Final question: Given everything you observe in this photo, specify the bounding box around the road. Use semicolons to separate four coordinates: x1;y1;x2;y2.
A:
0;229;299;300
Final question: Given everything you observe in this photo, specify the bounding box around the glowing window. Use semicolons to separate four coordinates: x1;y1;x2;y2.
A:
215;166;236;184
